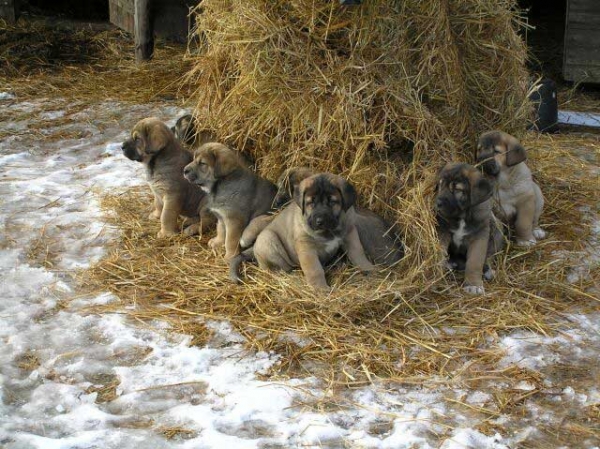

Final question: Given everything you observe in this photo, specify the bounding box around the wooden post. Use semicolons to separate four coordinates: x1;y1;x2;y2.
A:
0;0;19;23
135;0;154;62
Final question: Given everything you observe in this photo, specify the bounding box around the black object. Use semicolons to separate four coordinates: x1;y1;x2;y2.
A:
339;0;362;5
529;78;558;133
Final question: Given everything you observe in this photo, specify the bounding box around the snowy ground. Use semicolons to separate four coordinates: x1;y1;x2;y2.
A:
0;95;599;448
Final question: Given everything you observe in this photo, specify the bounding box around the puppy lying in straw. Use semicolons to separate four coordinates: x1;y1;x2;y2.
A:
230;173;375;289
272;167;404;266
435;162;504;295
121;117;215;238
476;130;546;247
183;142;277;261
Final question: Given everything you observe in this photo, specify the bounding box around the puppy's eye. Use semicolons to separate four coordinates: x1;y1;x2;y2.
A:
493;149;501;154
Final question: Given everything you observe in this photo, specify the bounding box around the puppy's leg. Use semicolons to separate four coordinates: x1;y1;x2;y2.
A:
157;195;182;238
296;242;329;289
345;226;376;272
463;234;488;295
208;219;226;250
532;184;546;240
514;195;537;246
222;215;245;261
240;215;274;249
149;193;163;220
438;230;453;271
254;230;295;272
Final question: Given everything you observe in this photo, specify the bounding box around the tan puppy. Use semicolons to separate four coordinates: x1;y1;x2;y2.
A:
183;142;277;261
476;131;546;247
272;167;404;266
121;117;214;238
435;163;504;295
230;173;375;289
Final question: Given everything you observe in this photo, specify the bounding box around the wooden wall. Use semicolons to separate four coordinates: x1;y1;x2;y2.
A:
564;0;600;83
109;0;196;43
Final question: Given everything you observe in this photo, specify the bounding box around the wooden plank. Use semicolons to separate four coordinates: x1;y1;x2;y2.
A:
563;0;600;83
135;0;154;62
109;0;135;34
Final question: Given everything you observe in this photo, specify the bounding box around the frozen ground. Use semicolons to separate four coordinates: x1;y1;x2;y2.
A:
0;96;599;448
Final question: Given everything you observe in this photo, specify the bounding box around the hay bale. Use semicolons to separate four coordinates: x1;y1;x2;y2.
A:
183;0;531;277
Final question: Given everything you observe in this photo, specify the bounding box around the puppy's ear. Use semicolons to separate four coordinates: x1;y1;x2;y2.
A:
213;146;239;178
145;122;171;154
293;181;306;214
327;175;357;211
471;177;493;206
505;139;527;166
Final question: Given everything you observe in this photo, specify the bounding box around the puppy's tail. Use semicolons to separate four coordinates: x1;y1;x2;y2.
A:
229;247;255;284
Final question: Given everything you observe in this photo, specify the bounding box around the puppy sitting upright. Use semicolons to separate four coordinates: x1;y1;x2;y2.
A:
230;173;375;289
121;117;214;238
435;163;503;295
476;131;546;246
183;142;277;261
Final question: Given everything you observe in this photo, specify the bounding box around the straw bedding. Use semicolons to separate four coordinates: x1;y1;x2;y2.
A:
83;2;600;384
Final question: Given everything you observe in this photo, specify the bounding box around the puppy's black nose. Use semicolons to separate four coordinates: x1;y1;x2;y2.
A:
315;217;324;227
435;198;444;209
183;167;191;176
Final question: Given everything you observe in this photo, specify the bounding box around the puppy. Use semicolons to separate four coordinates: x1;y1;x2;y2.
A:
121;117;215;238
435;163;504;295
172;114;217;148
476;131;546;246
272;167;404;266
230;173;375;289
183;142;277;261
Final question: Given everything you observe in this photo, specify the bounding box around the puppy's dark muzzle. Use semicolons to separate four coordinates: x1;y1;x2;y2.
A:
435;196;462;218
121;140;142;162
183;166;199;184
477;154;500;176
308;212;337;232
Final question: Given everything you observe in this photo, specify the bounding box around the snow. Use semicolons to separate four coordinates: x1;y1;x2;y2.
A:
1;97;599;448
558;110;600;128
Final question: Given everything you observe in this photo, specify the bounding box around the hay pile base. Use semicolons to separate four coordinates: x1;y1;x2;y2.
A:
85;132;599;386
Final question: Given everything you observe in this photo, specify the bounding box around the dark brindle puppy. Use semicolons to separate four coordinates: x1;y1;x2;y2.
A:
271;167;404;266
183;142;277;261
476;130;545;247
172;113;255;169
172;114;217;148
435;162;504;295
121;117;215;238
230;173;375;289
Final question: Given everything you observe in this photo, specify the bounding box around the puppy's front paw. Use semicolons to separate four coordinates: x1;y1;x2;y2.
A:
533;228;547;240
445;260;458;271
183;224;200;236
148;210;161;220
208;237;224;249
157;229;178;238
463;284;485;295
483;267;496;281
516;239;536;247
